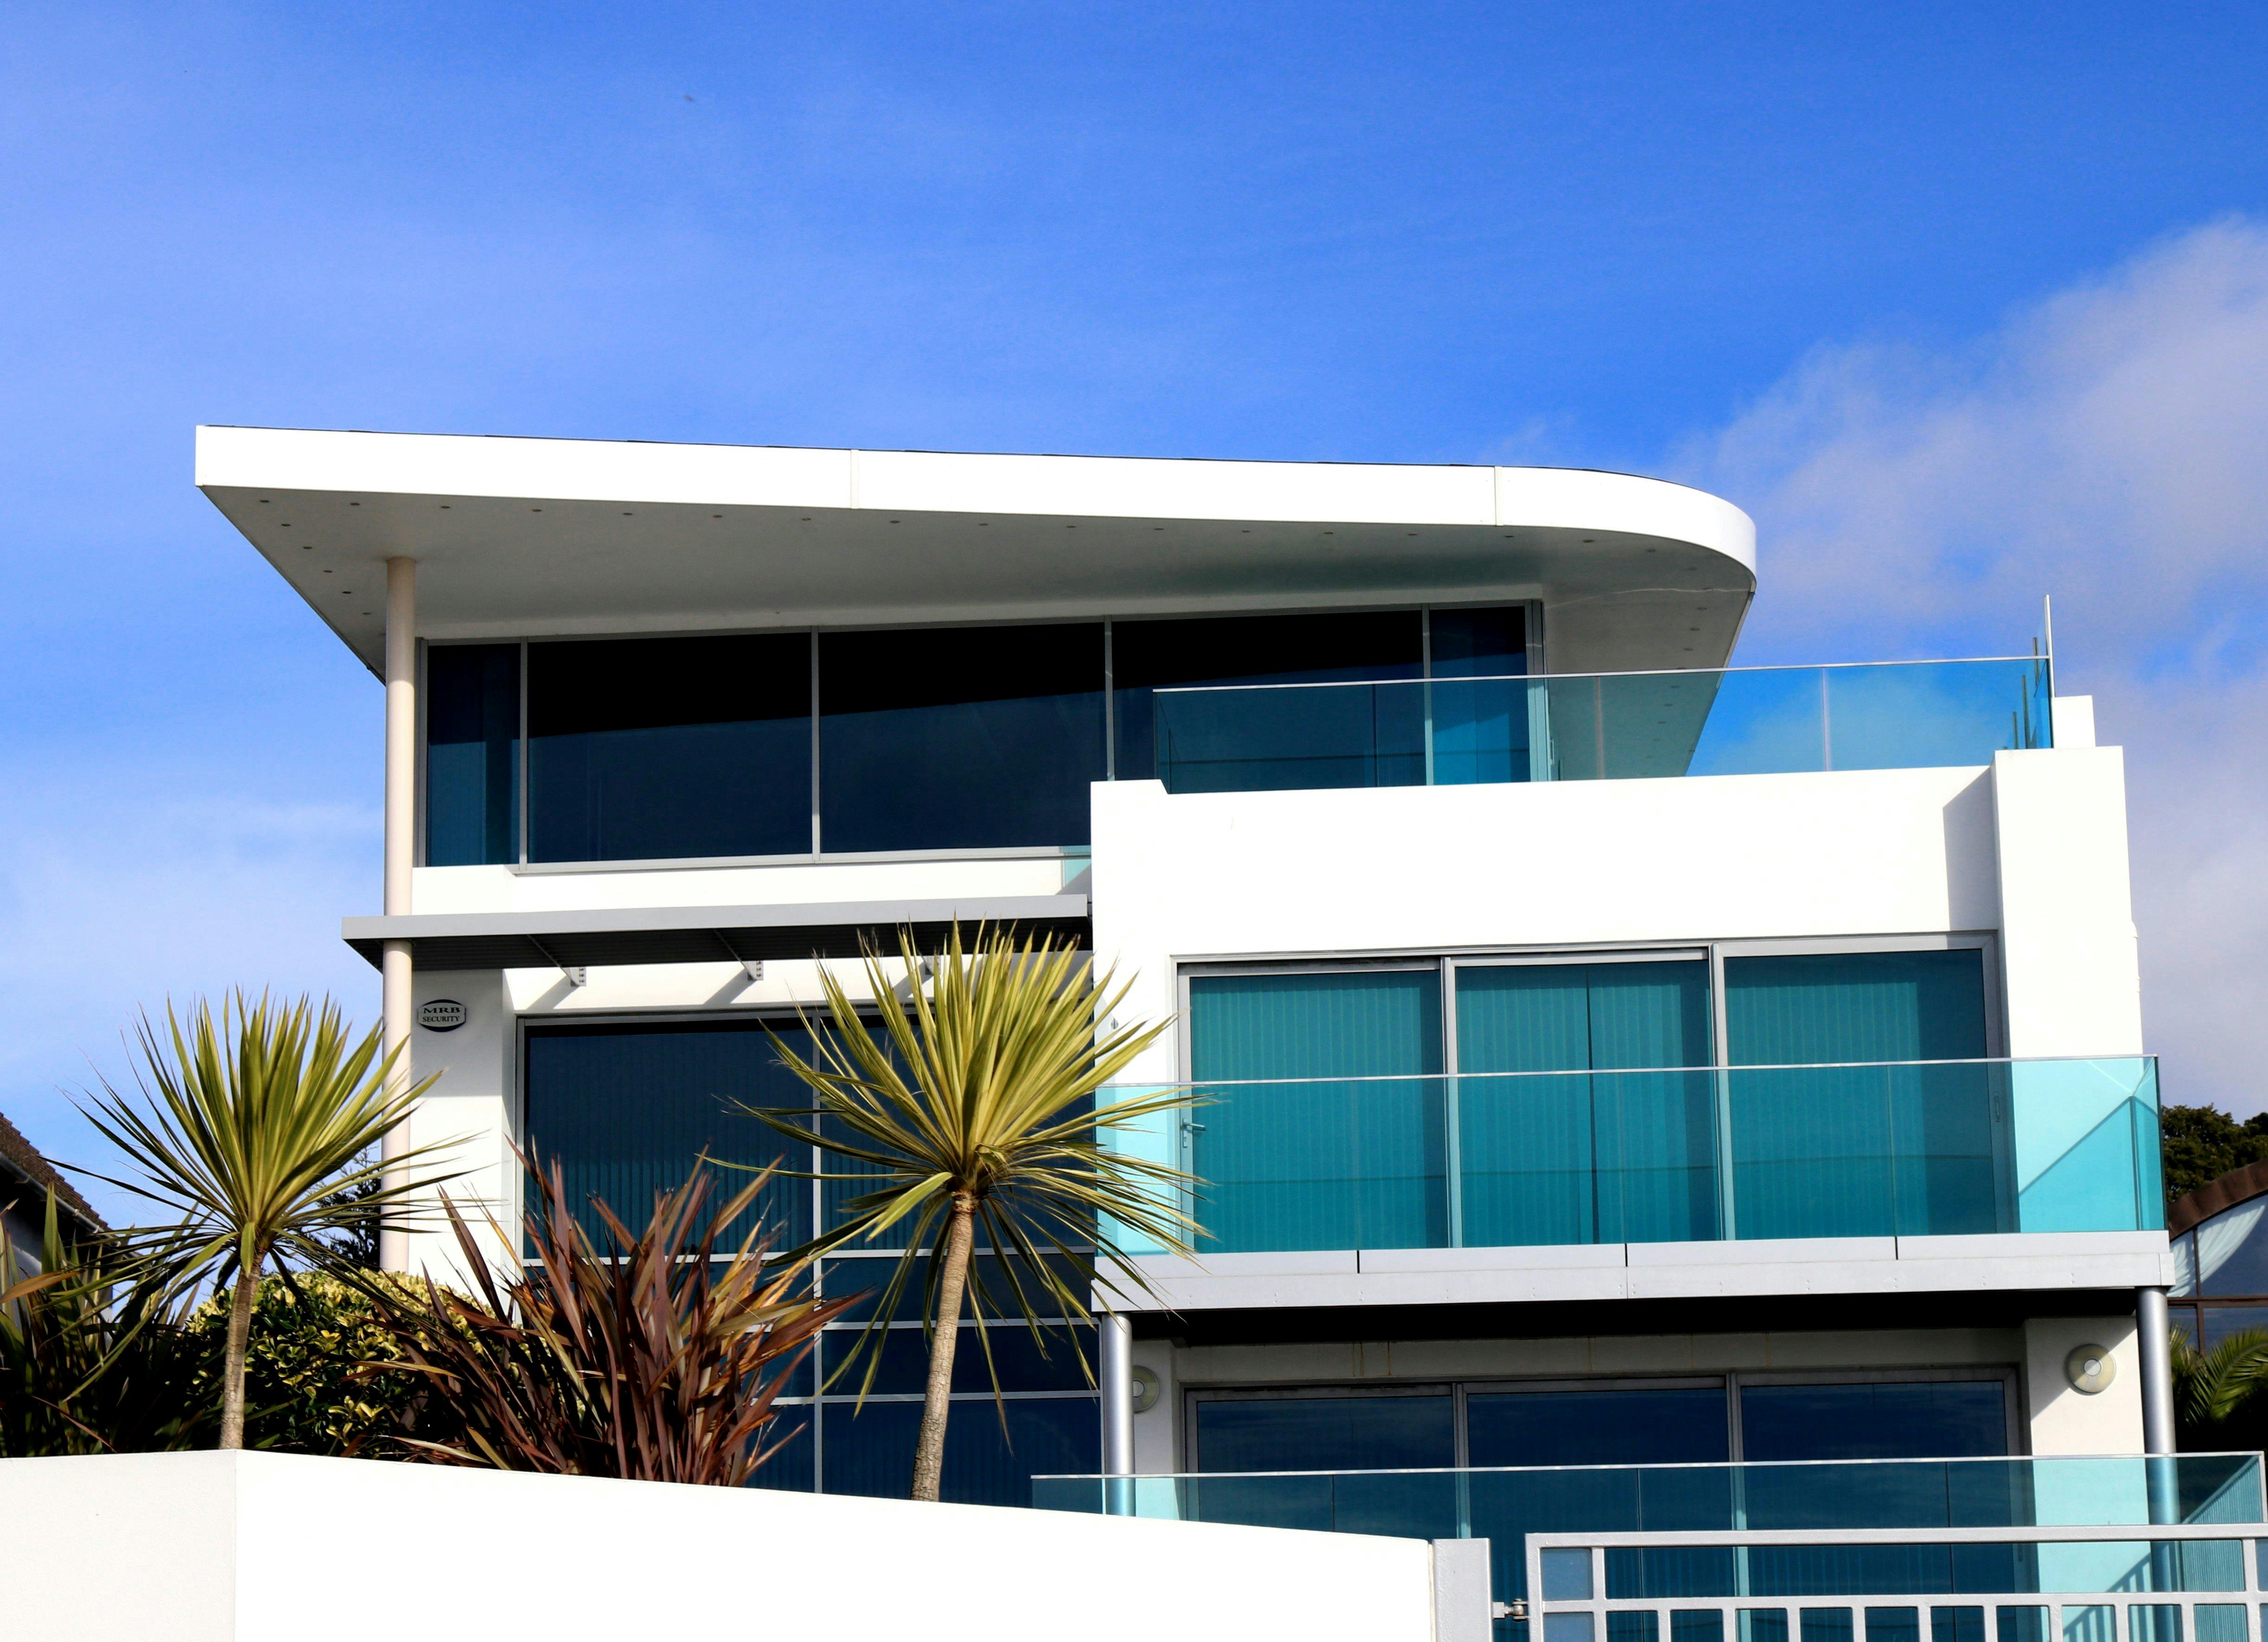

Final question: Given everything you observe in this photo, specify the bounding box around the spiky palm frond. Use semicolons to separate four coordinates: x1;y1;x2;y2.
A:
735;922;1201;1498
72;991;463;1446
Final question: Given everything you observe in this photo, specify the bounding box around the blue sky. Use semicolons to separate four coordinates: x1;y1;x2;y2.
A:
5;3;2268;1216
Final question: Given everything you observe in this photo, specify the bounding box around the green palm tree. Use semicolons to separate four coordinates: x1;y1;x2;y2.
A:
745;925;1200;1502
2173;1325;2268;1449
76;993;460;1449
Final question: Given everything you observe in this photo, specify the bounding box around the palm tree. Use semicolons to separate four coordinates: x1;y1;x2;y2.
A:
746;924;1200;1502
75;993;460;1449
2173;1325;2268;1451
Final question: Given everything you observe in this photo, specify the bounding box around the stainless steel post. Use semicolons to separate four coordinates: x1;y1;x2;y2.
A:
1101;1309;1134;1515
380;557;417;1274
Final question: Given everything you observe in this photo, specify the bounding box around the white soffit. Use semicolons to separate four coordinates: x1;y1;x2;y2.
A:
196;426;1758;673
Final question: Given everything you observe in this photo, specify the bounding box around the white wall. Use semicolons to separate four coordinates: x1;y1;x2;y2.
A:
2023;1314;2146;1455
1992;747;2144;1059
0;1451;1453;1642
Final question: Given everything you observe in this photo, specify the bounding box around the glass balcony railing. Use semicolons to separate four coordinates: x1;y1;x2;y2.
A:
1103;1057;2162;1255
1149;656;2054;794
1033;1454;2265;1608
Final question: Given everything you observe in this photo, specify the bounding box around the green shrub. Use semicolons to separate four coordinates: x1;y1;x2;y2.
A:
186;1272;433;1457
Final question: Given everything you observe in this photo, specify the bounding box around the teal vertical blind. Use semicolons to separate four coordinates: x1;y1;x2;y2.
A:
1724;951;2003;1239
1456;961;1717;1246
521;1019;813;1250
1188;969;1444;1251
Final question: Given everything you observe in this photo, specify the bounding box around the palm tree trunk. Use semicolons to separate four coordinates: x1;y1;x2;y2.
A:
218;1257;259;1450
910;1192;977;1502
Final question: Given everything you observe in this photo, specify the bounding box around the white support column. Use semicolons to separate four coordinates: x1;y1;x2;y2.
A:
379;557;417;1274
2138;1286;2176;1455
1100;1309;1134;1513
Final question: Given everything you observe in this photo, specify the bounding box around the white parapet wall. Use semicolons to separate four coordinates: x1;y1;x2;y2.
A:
0;1451;1477;1642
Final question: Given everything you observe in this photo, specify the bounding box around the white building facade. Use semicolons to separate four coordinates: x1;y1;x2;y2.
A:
198;426;2174;1533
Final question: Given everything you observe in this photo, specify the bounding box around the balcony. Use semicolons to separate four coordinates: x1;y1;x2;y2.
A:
1036;1454;2265;1620
1150;656;2054;794
1106;1057;2163;1256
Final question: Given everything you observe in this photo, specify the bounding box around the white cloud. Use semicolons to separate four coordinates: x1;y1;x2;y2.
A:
1680;218;2268;1113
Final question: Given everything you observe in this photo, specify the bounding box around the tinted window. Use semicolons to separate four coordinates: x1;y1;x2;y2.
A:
1194;1393;1455;1472
1738;1381;2008;1462
426;643;520;865
1467;1386;1730;1467
528;634;811;862
818;1395;1098;1505
1112;610;1422;781
819;624;1105;852
521;1018;814;1249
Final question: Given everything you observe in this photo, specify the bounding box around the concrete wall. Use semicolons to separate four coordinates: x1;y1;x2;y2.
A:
0;1451;1457;1642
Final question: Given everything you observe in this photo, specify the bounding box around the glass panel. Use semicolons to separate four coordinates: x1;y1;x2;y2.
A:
1543;1547;1597;1601
1738;1382;2010;1462
1112;610;1422;783
1825;661;2051;772
1725;953;1997;1240
1468;1387;1731;1466
2011;1058;2164;1234
2129;1609;2182;1642
747;1404;814;1492
1551;1617;1600;1642
1193;1393;1456;1473
1998;1610;2051;1642
528;634;811;862
1429;606;1530;786
819;1324;1095;1394
2062;1611;2115;1642
1804;1612;1856;1642
1744;1612;1793;1642
521;1018;812;1250
1457;962;1717;1246
1613;1614;1664;1642
1678;1615;1729;1642
2197;1202;2268;1297
818;623;1104;852
2195;1609;2246;1642
1933;1609;1987;1642
818;1395;1098;1506
425;643;521;865
1188;970;1444;1252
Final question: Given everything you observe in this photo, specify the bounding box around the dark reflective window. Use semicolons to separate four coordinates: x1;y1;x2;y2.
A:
818;623;1105;852
1738;1381;2008;1462
1430;606;1530;784
1467;1386;1730;1466
1112;610;1423;783
521;1018;812;1251
529;634;811;862
1193;1391;1455;1472
817;1395;1098;1505
426;644;520;865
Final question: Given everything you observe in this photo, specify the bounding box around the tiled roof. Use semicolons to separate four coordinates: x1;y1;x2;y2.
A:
0;1108;105;1234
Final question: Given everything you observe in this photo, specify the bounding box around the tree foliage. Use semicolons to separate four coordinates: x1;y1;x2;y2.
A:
183;1272;433;1456
748;924;1199;1502
2173;1326;2268;1453
2161;1104;2268;1206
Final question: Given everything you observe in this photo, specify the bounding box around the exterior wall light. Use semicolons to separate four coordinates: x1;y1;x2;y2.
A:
2065;1344;2117;1394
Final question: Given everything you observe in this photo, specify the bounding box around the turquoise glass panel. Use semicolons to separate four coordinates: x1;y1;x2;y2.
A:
1188;970;1444;1251
2012;1059;2165;1233
1725;952;1997;1239
1150;656;2052;794
1457;962;1716;1247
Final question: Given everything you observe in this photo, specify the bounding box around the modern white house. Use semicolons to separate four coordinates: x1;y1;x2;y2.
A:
197;426;2222;1632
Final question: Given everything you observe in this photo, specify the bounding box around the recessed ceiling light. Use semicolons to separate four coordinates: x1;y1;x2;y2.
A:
301;545;313;551
712;514;722;519
258;499;270;504
349;501;359;507
440;505;450;509
531;508;542;513
323;569;333;575
1582;538;1594;543
341;589;352;595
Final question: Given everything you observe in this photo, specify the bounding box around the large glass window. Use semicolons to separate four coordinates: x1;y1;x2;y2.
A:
519;1017;1098;1504
1737;1380;2009;1462
522;1018;812;1248
528;634;811;863
1113;609;1425;788
1467;1385;1731;1466
1724;951;1997;1239
425;643;520;866
1187;968;1445;1251
1456;960;1718;1246
1195;1391;1455;1472
818;623;1105;853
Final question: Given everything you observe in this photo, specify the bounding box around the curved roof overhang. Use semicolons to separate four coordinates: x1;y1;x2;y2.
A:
197;427;1757;676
